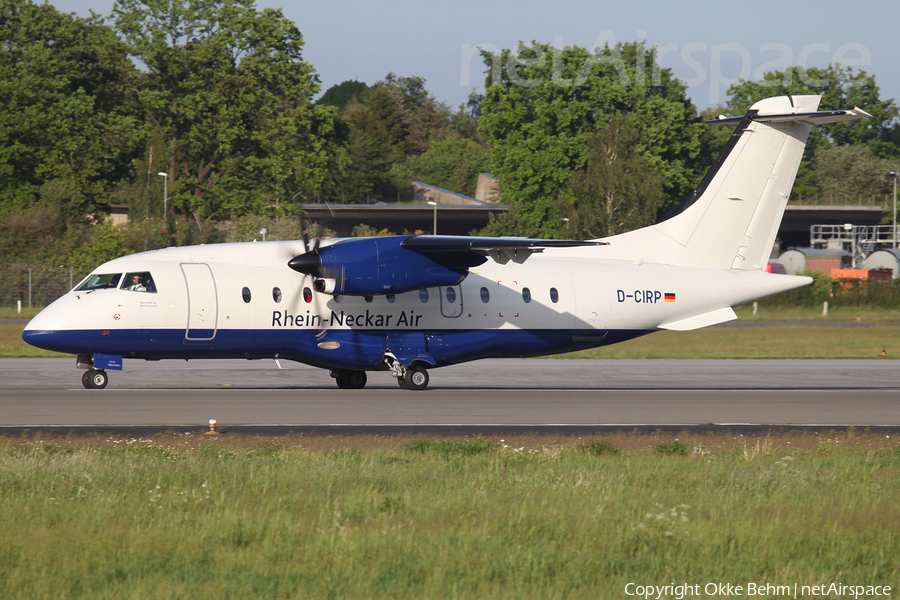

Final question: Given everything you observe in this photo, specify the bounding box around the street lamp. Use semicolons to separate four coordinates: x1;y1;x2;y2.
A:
891;171;900;249
157;172;168;222
427;201;437;235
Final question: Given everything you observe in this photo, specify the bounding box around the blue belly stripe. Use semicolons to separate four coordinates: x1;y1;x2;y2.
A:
22;327;653;370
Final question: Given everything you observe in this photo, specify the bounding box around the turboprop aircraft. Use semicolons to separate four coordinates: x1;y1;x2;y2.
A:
23;95;869;390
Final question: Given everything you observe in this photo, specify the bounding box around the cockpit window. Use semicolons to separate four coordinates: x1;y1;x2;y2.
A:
123;272;156;293
75;273;122;291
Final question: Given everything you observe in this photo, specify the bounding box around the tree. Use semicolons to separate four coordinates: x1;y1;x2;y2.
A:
564;117;664;238
0;0;140;216
113;0;338;218
317;79;368;112
815;144;894;201
478;41;704;237
339;100;403;202
727;65;898;149
402;135;491;197
726;65;900;199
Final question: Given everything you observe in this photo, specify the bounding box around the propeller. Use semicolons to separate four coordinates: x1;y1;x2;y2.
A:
294;217;329;340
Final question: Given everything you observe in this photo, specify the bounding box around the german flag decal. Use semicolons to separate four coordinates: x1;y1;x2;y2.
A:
664;292;676;303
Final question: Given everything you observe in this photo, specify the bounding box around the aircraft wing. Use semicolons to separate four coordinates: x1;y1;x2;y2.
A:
401;235;607;265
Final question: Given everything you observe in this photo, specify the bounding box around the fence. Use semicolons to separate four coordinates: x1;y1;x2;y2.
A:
1;267;89;310
789;194;889;207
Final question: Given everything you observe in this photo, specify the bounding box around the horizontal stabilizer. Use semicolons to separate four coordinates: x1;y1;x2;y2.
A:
708;106;872;126
658;307;737;331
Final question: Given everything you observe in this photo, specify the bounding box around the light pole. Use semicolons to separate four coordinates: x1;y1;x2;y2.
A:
891;171;899;249
157;172;168;222
427;201;437;235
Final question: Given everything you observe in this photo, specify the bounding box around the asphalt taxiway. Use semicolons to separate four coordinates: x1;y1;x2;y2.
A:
0;358;897;433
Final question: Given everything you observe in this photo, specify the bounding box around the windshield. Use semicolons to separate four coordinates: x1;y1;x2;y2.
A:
74;273;122;292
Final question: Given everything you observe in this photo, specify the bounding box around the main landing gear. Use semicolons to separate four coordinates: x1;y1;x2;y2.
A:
329;360;431;391
81;369;109;389
331;369;367;389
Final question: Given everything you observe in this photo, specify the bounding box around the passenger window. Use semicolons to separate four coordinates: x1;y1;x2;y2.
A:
446;287;456;303
522;287;531;303
419;289;429;303
242;287;251;303
365;296;373;303
75;273;122;291
273;287;282;303
480;287;490;303
550;287;559;303
386;294;395;303
124;272;156;293
303;287;312;303
333;295;343;303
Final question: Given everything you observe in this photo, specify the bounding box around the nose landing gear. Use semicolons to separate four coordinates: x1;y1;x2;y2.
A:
81;369;109;389
402;365;429;391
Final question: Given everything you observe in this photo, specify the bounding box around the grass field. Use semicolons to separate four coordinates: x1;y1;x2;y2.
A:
1;431;898;599
558;326;900;359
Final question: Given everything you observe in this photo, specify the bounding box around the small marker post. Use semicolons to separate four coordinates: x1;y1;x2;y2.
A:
205;419;218;435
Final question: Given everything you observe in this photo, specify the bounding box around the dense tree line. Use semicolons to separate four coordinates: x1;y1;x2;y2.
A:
1;0;898;273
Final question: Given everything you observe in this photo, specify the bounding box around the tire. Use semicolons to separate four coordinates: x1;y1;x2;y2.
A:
404;366;429;391
83;369;108;389
346;371;367;389
397;376;410;390
335;370;367;390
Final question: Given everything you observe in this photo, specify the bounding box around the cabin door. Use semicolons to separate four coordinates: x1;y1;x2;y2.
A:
181;263;218;341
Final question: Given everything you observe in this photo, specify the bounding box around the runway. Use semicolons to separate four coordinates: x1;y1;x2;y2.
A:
1;358;898;432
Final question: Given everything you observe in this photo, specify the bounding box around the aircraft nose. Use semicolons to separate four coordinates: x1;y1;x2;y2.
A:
22;306;59;350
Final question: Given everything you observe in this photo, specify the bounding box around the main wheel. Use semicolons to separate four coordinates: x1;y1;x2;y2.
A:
397;376;410;390
82;369;108;389
336;370;367;389
403;366;429;391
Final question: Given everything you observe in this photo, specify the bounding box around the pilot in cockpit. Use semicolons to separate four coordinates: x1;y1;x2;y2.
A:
128;274;147;292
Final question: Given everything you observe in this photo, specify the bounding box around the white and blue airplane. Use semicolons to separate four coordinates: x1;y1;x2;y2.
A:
23;95;869;390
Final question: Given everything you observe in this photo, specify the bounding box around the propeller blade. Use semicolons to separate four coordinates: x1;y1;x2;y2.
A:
300;217;311;253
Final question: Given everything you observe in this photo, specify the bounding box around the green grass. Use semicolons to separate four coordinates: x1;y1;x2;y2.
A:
1;431;898;599
733;304;900;321
0;307;41;319
560;326;900;359
0;325;71;357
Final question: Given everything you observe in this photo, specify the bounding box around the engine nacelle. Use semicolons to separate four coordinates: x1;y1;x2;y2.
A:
314;236;484;296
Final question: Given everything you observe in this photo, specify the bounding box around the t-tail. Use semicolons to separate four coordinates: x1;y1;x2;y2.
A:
600;95;871;269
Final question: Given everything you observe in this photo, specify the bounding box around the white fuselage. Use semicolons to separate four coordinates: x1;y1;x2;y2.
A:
23;240;808;371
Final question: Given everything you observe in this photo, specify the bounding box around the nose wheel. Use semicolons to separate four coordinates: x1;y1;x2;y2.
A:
401;365;429;391
81;369;109;389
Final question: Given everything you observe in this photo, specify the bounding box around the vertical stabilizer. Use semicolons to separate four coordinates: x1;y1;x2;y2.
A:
600;95;870;269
